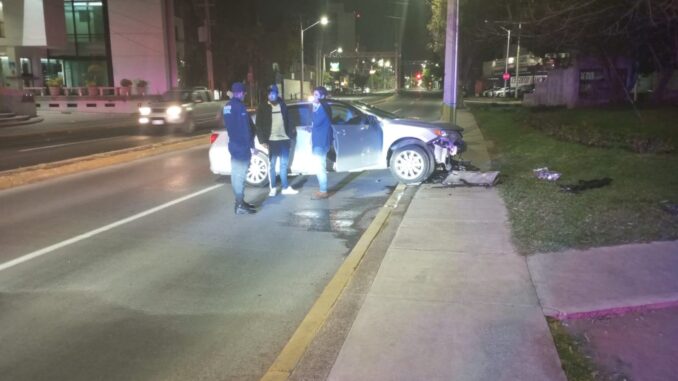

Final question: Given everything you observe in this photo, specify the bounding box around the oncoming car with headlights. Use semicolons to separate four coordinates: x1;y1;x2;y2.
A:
138;88;225;134
209;99;465;185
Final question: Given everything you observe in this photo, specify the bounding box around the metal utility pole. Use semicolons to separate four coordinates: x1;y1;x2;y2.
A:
514;22;522;98
203;0;214;90
503;27;511;89
300;17;304;100
442;0;459;123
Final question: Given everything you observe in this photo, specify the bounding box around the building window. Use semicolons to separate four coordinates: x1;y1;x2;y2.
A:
0;1;5;38
56;1;110;87
65;1;106;43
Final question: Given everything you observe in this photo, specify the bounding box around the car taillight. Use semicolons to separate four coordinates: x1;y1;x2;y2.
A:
210;133;219;144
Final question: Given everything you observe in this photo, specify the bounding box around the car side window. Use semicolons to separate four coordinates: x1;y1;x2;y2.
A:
289;105;312;127
330;104;362;125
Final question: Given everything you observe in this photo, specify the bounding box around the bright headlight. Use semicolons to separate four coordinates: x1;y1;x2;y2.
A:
139;106;151;116
166;105;182;118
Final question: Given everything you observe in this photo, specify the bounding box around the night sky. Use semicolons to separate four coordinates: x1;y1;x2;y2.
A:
336;0;431;59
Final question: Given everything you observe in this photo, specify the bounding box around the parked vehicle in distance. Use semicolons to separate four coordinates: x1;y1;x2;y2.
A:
209;99;465;186
482;87;500;97
138;87;225;134
493;87;512;97
517;84;535;98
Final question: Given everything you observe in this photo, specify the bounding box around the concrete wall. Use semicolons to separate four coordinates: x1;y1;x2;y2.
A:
0;0;66;47
0;87;36;115
525;67;578;108
107;0;175;94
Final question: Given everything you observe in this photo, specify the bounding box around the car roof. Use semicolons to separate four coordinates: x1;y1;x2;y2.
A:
287;99;354;107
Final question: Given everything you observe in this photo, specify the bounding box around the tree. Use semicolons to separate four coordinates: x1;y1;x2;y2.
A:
428;0;678;103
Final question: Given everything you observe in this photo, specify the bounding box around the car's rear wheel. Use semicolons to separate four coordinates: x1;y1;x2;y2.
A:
246;152;269;187
389;145;432;184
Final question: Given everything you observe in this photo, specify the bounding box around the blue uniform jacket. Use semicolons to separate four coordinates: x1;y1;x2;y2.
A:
223;98;255;161
311;100;333;152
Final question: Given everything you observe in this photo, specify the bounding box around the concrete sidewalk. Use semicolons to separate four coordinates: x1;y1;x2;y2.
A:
529;241;678;319
324;109;567;380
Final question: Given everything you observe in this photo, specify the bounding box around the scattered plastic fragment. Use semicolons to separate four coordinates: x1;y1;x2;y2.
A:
443;170;500;187
533;167;561;181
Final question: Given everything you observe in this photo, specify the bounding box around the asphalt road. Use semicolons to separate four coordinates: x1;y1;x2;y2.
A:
0;94;396;172
0;113;201;171
0;93;443;380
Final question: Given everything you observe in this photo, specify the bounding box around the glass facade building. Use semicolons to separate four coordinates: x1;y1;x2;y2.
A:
45;1;111;87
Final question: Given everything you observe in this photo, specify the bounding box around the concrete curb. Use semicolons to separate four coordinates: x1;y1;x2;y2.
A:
260;183;407;381
544;295;678;320
0;134;209;190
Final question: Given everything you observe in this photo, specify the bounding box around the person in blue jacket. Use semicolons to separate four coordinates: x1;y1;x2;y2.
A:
310;86;333;199
223;82;256;215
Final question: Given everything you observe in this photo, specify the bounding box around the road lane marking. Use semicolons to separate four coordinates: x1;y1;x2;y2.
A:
261;183;407;381
18;136;137;152
0;184;224;273
392;108;402;114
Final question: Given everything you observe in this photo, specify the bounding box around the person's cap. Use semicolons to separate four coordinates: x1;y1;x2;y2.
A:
268;84;279;94
314;86;328;97
231;82;246;93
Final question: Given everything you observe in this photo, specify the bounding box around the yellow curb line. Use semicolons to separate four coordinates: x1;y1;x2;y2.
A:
0;135;209;191
260;183;407;381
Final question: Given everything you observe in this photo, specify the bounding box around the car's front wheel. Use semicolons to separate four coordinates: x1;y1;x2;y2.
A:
246;152;269;187
389;145;432;184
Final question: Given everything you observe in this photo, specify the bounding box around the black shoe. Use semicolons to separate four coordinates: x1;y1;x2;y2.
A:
235;203;256;215
243;201;256;210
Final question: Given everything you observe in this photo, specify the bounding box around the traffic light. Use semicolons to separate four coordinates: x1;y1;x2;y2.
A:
354;10;361;18
416;72;422;80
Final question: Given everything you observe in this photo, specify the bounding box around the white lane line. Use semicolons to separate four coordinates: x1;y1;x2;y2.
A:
19;137;119;152
18;136;138;152
0;184;224;273
392;108;402;114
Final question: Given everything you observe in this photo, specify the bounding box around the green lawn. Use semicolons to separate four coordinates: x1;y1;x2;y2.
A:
472;106;678;254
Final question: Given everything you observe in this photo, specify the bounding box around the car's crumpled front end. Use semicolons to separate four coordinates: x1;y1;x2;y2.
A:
430;129;463;170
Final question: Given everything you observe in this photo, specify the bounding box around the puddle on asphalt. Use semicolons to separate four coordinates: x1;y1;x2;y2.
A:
286;196;386;250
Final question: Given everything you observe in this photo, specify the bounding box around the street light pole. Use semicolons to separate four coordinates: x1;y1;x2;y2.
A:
501;26;511;89
514;22;522;98
300;16;328;100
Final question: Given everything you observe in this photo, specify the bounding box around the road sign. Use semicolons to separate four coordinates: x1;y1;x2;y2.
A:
503;72;510;81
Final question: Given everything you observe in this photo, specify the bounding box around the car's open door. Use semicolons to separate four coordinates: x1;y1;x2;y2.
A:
331;103;382;172
287;104;315;174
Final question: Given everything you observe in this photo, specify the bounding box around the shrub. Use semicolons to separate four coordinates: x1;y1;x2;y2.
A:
120;78;133;87
46;77;63;87
136;79;148;87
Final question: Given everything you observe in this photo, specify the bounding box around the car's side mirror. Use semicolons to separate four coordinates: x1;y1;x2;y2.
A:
364;115;378;125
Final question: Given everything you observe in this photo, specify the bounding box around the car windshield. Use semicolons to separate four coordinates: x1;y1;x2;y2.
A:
352;101;398;119
161;90;192;102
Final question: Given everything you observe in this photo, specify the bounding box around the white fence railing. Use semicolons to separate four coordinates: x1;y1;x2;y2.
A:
23;86;141;97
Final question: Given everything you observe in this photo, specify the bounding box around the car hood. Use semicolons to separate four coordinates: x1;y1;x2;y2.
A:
388;118;464;132
147;101;188;108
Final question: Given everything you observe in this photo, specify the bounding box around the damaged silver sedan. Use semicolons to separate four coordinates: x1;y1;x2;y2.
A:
209;99;464;185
